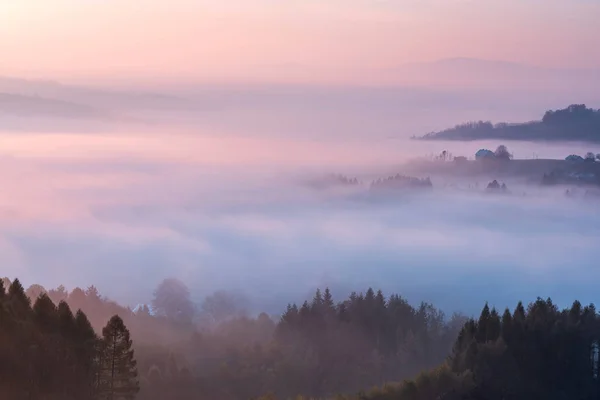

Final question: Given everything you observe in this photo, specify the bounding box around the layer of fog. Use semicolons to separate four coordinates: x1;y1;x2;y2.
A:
2;67;600;316
2;126;600;317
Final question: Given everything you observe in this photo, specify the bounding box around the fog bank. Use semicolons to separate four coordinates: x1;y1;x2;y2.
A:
1;126;599;316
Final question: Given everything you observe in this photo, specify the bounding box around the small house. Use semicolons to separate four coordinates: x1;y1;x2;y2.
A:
475;149;495;160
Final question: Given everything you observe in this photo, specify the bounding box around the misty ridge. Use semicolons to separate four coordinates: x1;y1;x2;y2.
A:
419;104;600;143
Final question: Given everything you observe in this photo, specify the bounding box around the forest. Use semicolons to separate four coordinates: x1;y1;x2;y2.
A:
418;104;600;142
2;276;600;400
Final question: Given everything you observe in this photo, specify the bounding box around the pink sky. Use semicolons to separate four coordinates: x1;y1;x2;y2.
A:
0;0;599;84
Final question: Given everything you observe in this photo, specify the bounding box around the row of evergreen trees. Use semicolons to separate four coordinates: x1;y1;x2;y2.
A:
319;298;600;400
0;278;139;400
12;273;600;400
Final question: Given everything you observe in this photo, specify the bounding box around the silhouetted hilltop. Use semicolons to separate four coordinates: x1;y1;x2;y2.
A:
417;104;600;143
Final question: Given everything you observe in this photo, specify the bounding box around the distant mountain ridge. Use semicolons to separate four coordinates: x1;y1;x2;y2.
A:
0;75;192;111
0;75;200;131
386;58;600;91
398;57;598;74
0;92;107;119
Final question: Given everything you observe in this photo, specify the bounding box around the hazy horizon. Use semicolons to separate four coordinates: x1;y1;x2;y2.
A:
2;0;600;85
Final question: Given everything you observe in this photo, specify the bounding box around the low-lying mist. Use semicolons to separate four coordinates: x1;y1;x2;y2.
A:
1;127;599;317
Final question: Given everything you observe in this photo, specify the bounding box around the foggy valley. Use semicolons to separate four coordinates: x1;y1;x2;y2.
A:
3;76;600;399
3;1;600;398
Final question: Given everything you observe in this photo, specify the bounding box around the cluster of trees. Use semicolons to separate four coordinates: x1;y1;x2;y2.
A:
333;298;600;400
272;289;464;396
419;104;600;142
309;173;438;193
329;174;360;186
136;287;464;399
493;145;512;160
486;179;509;193
475;145;512;161
565;152;600;162
0;278;139;399
542;103;600;127
370;174;433;191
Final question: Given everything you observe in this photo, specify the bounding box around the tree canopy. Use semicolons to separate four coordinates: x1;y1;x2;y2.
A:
151;278;195;324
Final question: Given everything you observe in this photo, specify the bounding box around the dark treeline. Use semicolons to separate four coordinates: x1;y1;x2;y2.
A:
6;275;600;400
0;278;138;400
419;104;600;142
324;298;600;400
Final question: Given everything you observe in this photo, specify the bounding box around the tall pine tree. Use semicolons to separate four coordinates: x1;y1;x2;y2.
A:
98;315;139;400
